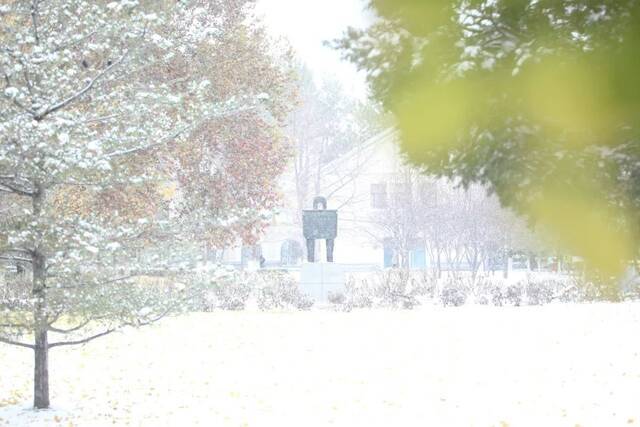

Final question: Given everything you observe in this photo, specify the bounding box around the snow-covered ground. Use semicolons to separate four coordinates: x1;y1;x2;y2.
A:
2;303;640;426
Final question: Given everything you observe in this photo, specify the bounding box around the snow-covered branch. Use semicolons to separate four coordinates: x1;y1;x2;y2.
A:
102;104;258;159
0;175;35;197
48;303;175;348
33;52;128;121
30;0;41;45
0;255;32;264
48;318;93;334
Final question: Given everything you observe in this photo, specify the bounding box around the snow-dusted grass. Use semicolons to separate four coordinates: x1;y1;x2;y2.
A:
2;303;640;426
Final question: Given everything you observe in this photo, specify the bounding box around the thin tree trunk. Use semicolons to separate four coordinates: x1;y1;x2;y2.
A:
32;182;50;409
503;246;509;279
203;241;209;262
33;327;49;409
32;251;50;409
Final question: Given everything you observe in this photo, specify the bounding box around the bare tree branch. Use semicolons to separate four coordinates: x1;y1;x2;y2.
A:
49;293;183;348
0;175;36;197
125;306;173;328
48;318;93;334
0;323;31;328
0;255;32;263
48;307;174;349
0;336;35;349
31;0;40;45
0;248;33;256
49;328;116;348
0;183;34;197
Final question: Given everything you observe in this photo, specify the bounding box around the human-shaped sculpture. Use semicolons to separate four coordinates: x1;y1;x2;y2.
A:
302;196;338;262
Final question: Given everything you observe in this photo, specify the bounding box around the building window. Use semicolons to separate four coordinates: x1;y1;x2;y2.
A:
370;182;387;208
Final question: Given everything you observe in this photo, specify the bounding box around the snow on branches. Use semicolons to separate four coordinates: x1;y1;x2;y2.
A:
0;0;294;408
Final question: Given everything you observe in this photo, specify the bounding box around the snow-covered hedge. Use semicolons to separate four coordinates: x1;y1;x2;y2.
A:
329;269;640;310
329;269;429;311
209;275;253;311
255;271;313;311
188;269;312;312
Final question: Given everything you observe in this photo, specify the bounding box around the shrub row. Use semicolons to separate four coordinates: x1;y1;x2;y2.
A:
327;270;640;310
191;269;313;312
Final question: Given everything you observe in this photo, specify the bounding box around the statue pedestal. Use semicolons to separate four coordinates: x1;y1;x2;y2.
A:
300;263;346;303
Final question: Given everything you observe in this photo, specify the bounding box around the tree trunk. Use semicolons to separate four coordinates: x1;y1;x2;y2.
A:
203;241;209;263
32;182;50;409
32;251;50;409
503;247;509;279
33;327;49;409
32;253;50;409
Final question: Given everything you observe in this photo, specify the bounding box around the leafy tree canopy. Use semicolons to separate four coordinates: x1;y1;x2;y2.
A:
336;0;640;279
0;0;294;408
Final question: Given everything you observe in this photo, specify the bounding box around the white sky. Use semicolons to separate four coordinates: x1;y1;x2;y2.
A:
255;0;371;99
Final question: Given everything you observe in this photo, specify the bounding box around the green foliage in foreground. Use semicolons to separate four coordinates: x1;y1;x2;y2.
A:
336;1;640;284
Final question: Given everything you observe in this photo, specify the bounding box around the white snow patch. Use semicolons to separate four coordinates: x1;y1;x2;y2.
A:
2;304;640;426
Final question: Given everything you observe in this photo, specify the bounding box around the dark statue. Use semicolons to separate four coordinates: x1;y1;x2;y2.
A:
302;196;337;262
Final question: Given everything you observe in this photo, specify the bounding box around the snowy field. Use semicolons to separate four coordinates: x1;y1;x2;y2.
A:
2;303;640;426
